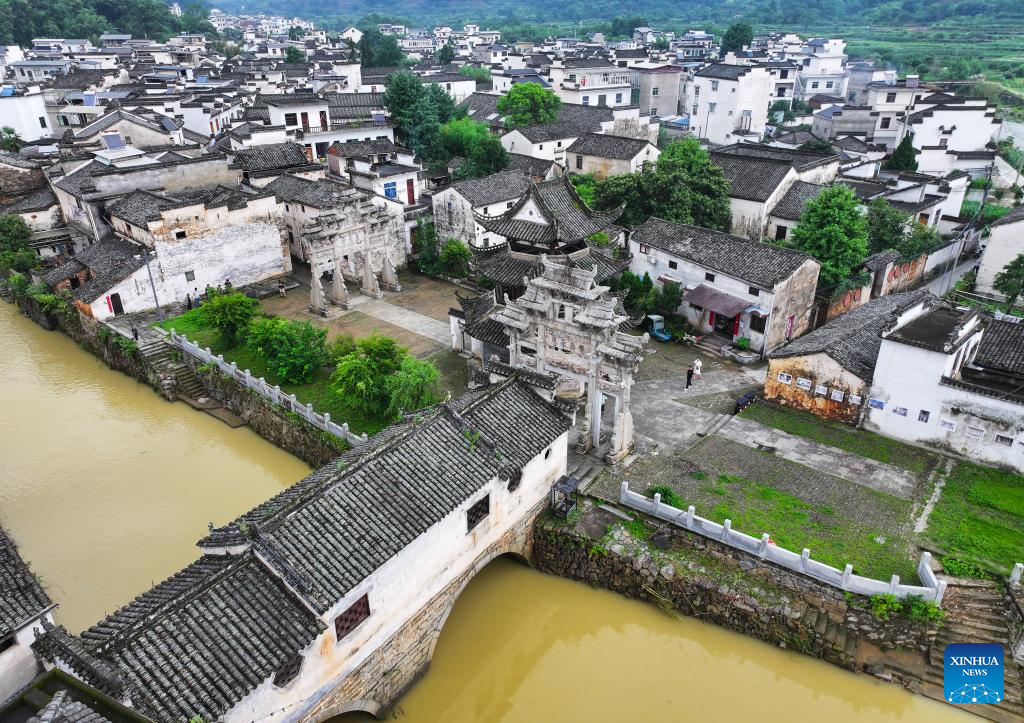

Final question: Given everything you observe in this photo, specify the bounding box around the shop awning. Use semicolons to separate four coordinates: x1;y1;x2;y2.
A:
683;284;750;318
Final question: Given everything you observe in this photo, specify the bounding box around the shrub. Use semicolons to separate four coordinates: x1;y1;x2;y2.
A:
113;335;138;355
247;317;327;384
199;292;259;345
941;555;990;579
385;355;441;417
870;593;902;620
437;238;471;278
647;485;686;509
736;336;751;351
330;334;407;414
327;333;357;363
869;593;944;623
7;271;30;298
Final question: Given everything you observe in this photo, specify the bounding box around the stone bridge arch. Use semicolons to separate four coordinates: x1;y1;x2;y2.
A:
298;503;543;723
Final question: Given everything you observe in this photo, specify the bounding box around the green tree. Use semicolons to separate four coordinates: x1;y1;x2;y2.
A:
0;126;21;152
496;83;561;127
437;42;455;65
788;184;869;289
359;29;404;68
246;317;327;384
435;117;491;161
721;21;754;55
464;134;510;177
385;356;441;417
655;281;682;316
897;223;941;259
798;139;837;155
0;214;36;273
330;334;407;415
437;238;472;278
867;198;908;254
769;100;795;124
382;72;456;157
288;25;304;40
199;292;259;346
885;134;919;172
285;46;305;63
993;253;1024;310
592;138;731;229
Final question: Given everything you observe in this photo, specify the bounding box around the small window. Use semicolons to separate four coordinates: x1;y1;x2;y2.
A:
638;243;649;254
704;272;715;282
0;636;14;654
273;654;303;687
39;116;47;128
965;425;985;440
811;81;819;89
175;230;187;240
652;87;659;96
918;410;930;423
668;260;677;270
825;81;834;89
538;144;544;150
994;434;1014;448
334;594;370;641
185;270;195;282
814;384;828;396
711;80;719;91
880;117;891;130
708;102;717;113
849;394;862;405
748;286;759;297
383;182;397;199
544;447;551;459
885;92;896;103
284;112;298;126
575;155;582;170
467;495;489;532
775;225;788;241
830;389;844;402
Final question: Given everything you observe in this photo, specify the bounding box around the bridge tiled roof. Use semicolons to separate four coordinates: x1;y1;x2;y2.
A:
1;525;54;640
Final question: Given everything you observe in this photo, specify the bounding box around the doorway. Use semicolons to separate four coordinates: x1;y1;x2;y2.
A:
109;293;124;316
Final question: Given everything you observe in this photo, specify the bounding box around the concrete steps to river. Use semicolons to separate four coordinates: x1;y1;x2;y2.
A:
918;580;1024;722
138;338;204;400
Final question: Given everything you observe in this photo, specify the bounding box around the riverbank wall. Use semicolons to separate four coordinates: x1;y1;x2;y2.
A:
6;295;339;468
183;355;343;468
532;505;939;671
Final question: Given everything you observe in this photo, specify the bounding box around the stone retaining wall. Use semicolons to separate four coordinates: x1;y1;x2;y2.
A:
533;508;938;671
183;355;343;468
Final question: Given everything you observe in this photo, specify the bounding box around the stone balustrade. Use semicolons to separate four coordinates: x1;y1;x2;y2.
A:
619;481;947;605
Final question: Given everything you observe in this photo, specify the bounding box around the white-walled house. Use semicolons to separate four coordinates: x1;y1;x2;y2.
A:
0;84;52;143
977;207;1024;299
689;64;770;145
630;217;820;354
897;94;1000;177
865;302;1024;471
432;169;532;248
326;139;422;206
0;526;56;703
45;186;289;318
794;38;848;100
35;379;571;723
547;61;634;108
565;132;659;179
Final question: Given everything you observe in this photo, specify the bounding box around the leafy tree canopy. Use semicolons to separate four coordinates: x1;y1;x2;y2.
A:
198;291;259;346
798;138;837;154
285;46;305;63
437;42;455;64
788;184;869;289
884;134;919;172
591;138;731;230
496;83;561;127
721;21;753;54
994;253;1024;310
247;316;327;384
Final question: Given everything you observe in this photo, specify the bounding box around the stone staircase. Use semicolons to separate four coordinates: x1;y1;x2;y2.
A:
919;580;1024;722
137;337;204;401
697;412;734;438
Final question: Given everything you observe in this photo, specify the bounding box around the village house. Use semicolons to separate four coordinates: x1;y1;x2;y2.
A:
896;93;1000;177
34;379;571;723
44;184;289;318
863;75;928;150
976;206;1024;301
765;290;931;422
432;169;532;248
566;132;659;179
630;217;821;355
326;139;422;207
230;141;325;187
709;144;840;239
688;64;771;145
0;84;52;143
865;301;1024;471
794;38;849;100
0;525;56;702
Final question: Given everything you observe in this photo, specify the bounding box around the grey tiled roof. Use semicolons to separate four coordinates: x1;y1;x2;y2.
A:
0;525;53;639
230;141;312;172
769;290;932;379
3;186;58;214
975;318;1024;375
473;243;627;288
508;153;557;179
328;139;400;158
67;553;324;722
44;235;146;303
710;150;794;202
0;151;43;169
695;63;754;80
26;690;112;723
632;217;816;289
201;379;571;613
566;132;653;160
770;181;825;221
264;174;369;209
452;168;531;207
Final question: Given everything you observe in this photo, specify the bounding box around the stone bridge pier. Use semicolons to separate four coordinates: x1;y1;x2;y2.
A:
297;500;546;722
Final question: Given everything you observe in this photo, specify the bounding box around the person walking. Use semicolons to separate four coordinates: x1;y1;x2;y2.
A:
277;278;286;298
131;325;139;341
686;363;694;389
186;293;193;311
693;357;703;381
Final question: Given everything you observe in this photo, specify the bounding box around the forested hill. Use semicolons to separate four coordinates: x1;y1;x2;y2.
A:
0;0;214;46
211;0;1024;30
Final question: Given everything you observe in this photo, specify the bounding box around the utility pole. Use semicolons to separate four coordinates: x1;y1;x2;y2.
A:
141;247;164;322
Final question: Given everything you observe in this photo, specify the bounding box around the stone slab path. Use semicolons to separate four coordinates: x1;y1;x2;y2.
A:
356;298;451;346
717;415;918;499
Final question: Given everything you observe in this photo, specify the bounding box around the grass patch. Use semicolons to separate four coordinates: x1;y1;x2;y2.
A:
695;473;915;582
741;401;938;477
922;461;1024;577
156;309;391;436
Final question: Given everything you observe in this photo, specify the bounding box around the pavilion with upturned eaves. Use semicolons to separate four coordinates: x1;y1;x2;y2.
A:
470;176;629;300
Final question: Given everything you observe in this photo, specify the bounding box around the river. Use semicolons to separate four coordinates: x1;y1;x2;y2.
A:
0;303;967;721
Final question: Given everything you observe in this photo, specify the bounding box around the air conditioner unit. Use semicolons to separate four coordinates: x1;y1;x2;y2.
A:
648;256;656;264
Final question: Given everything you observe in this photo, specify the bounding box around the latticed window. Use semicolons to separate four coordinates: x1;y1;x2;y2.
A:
335;594;370;641
273;654;303;687
467;495;490;532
